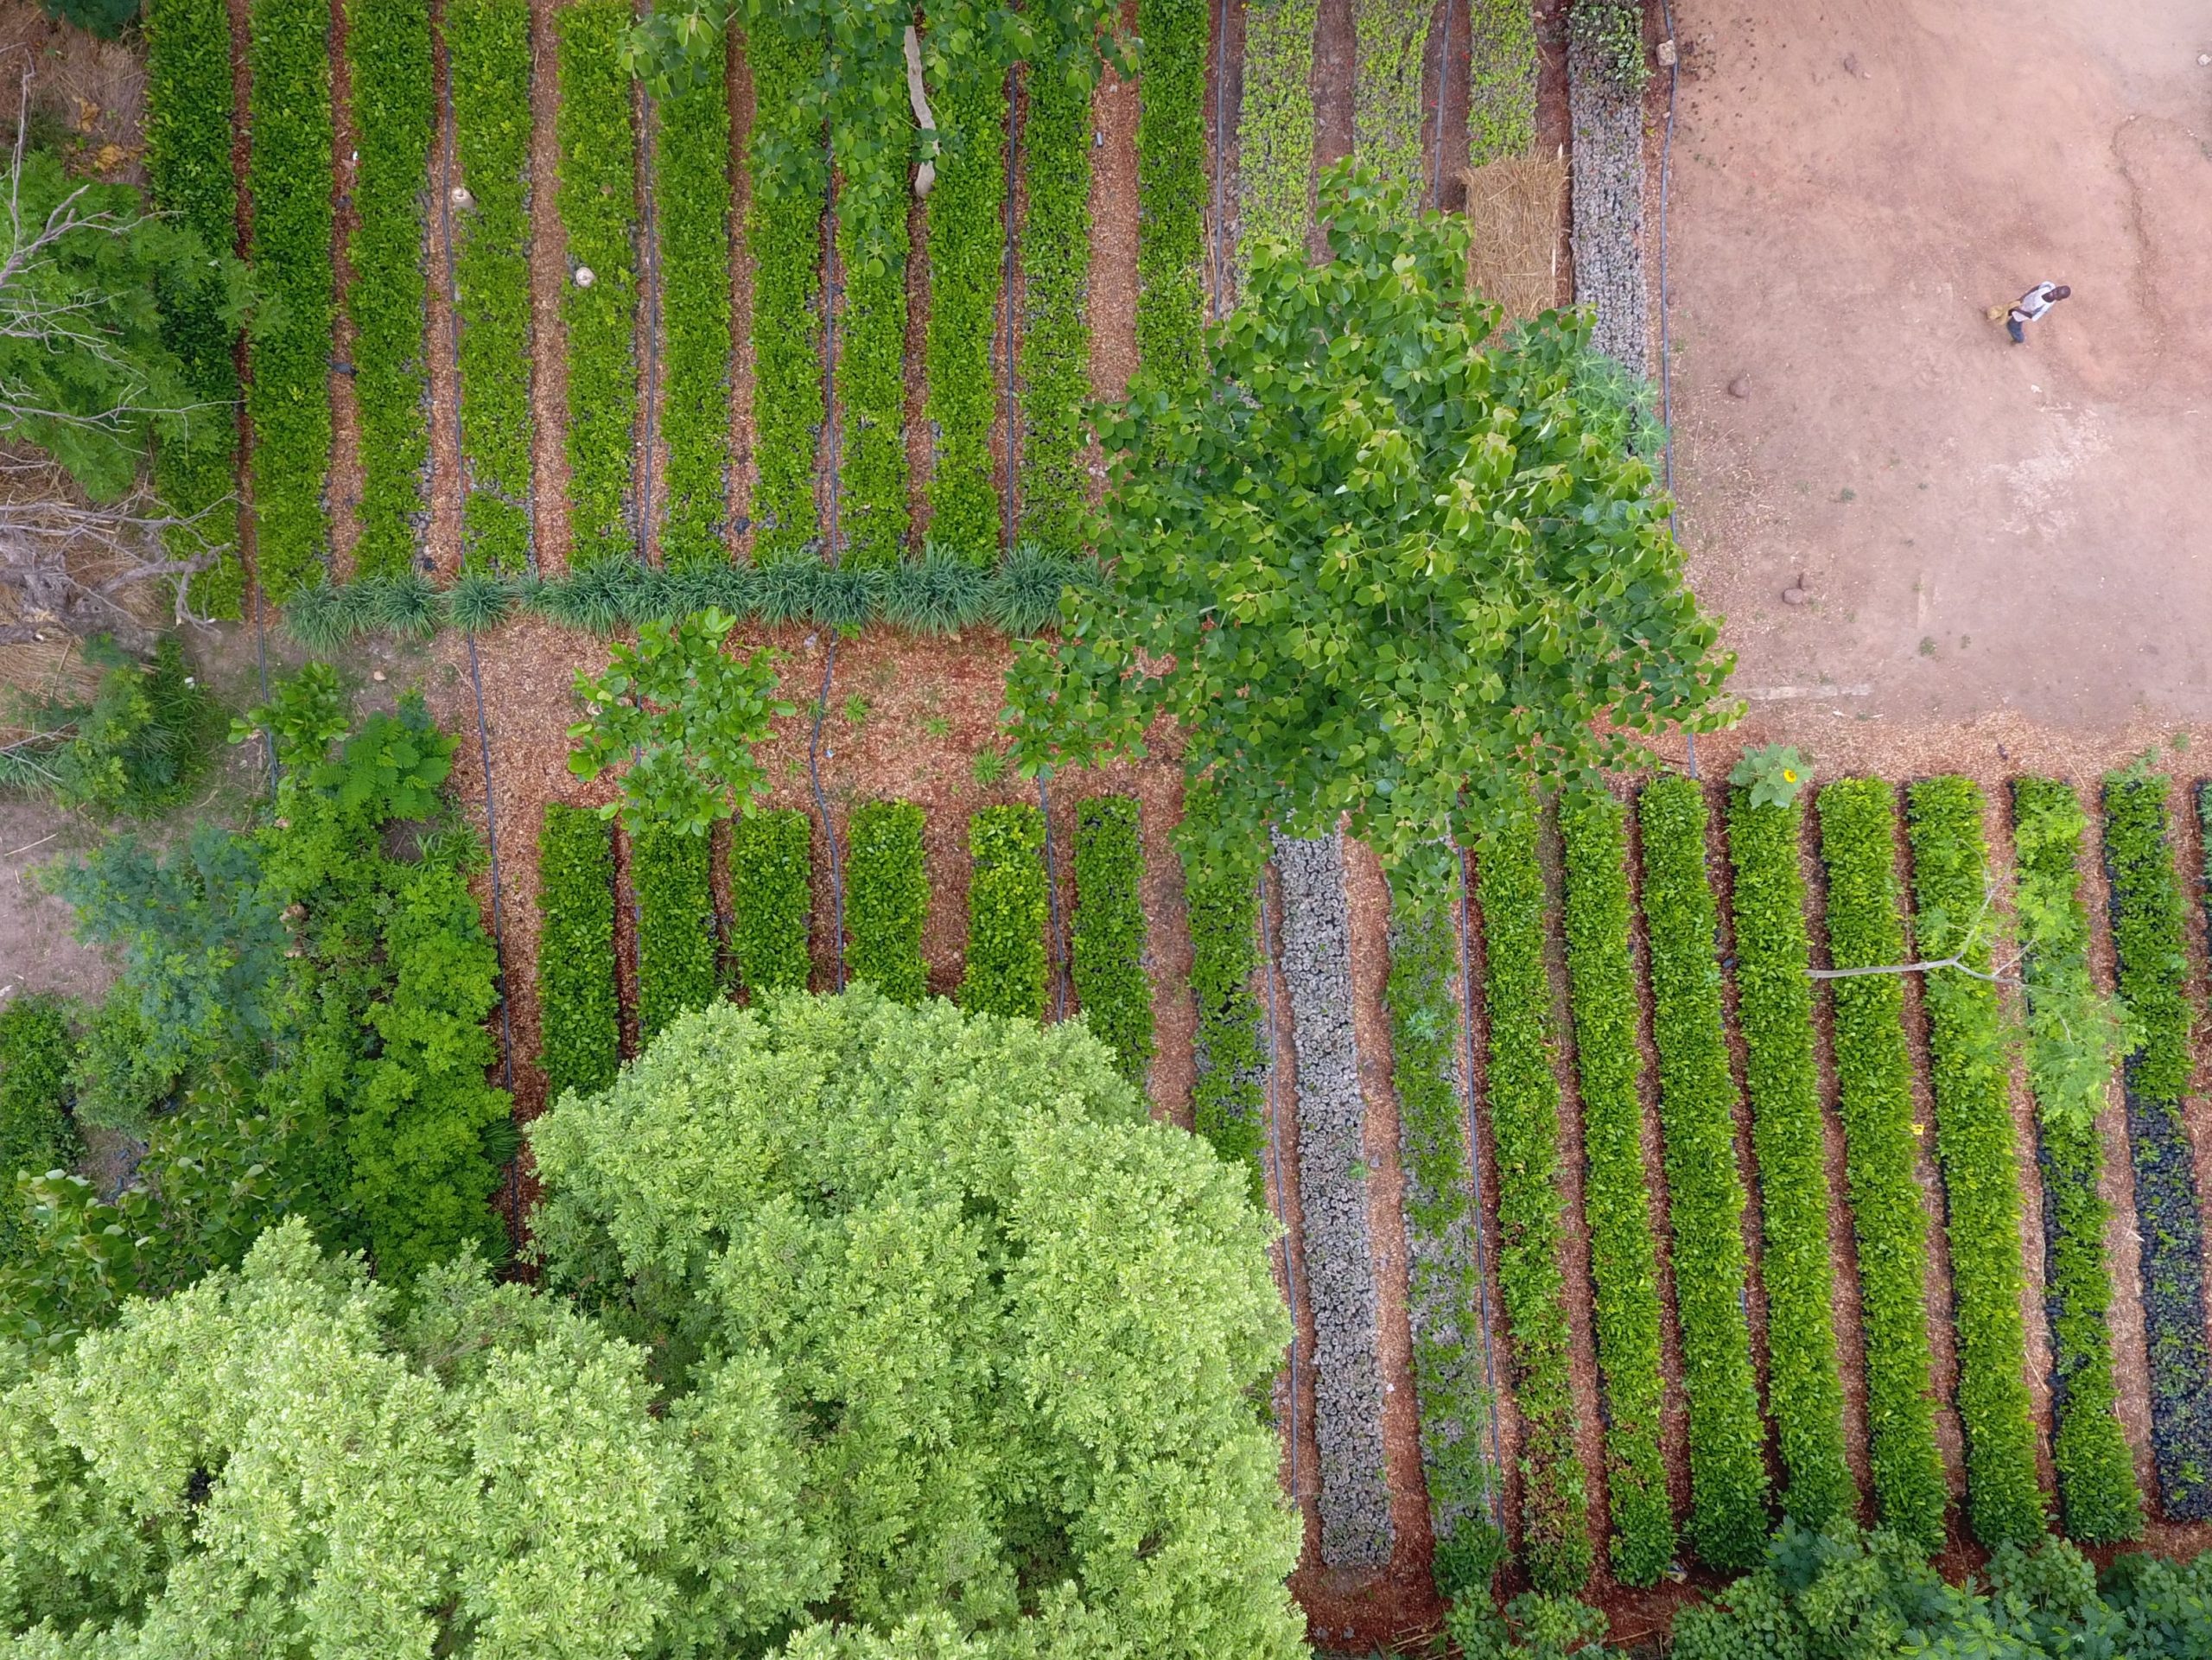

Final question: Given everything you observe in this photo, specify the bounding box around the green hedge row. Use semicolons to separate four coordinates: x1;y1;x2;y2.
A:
0;998;82;1269
632;822;716;1045
1134;0;1205;380
447;0;534;573
2012;779;2140;1542
557;0;639;569
1071;796;1152;1082
747;20;825;562
923;60;1005;564
344;0;433;579
1637;775;1770;1572
144;0;245;618
1905;778;2046;1546
1721;792;1854;1530
1235;0;1316;266
2104;773;2212;1520
536;803;620;1102
728;808;814;998
1179;779;1267;1193
1476;797;1592;1595
248;0;337;601
1466;0;1538;165
1556;791;1673;1587
1352;0;1429;193
1815;779;1948;1550
962;804;1049;1021
1017;22;1094;556
657;58;734;570
845;799;930;1003
833;26;912;570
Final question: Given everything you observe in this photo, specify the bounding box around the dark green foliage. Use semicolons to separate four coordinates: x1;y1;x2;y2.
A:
39;0;142;37
0;999;82;1268
1477;796;1592;1595
248;0;336;600
962;804;1048;1021
1815;778;1948;1550
1636;774;1770;1571
1722;791;1855;1530
747;20;823;562
1071;796;1152;1081
1905;777;2046;1546
345;0;433;578
1556;790;1673;1586
1133;0;1205;381
2013;778;2141;1543
658;60;734;570
1568;0;1648;94
2104;770;2212;1520
834;97;911;564
1017;18;1095;555
145;0;245;617
558;0;639;568
728;808;814;997
881;544;988;633
923;60;1004;563
844;799;930;1003
448;0;534;573
632;823;718;1044
1179;778;1267;1192
3;635;219;817
537;803;620;1102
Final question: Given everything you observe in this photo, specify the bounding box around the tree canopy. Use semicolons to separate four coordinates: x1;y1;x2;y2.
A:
1005;163;1734;879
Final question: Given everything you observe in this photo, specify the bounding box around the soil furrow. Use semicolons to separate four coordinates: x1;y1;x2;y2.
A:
327;0;364;578
526;0;568;572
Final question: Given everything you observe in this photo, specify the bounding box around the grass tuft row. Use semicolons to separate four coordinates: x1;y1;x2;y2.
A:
1071;796;1153;1082
728;808;814;998
657;58;734;570
845;799;931;1004
962;804;1049;1021
1134;0;1206;380
632;821;717;1044
536;803;620;1100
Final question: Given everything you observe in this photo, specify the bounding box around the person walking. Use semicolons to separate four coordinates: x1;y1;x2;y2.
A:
2006;282;2070;343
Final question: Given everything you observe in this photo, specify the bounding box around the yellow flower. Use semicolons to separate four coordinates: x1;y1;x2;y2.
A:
1782;769;1799;783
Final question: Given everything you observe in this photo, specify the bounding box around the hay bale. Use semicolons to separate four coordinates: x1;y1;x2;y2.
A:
1461;149;1567;330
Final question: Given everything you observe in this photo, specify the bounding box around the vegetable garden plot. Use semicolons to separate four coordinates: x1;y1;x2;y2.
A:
657;60;734;571
1235;0;1318;266
1351;0;1431;199
963;805;1050;1021
747;22;825;562
1071;797;1154;1084
728;809;814;997
1564;30;1647;372
846;799;931;1003
537;803;620;1100
1466;0;1537;167
631;822;716;1043
1018;13;1095;557
1135;0;1209;378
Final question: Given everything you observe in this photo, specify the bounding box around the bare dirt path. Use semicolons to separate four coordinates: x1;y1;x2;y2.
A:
526;0;569;572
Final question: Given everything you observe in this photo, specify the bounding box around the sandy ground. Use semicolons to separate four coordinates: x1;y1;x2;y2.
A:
1665;0;2212;734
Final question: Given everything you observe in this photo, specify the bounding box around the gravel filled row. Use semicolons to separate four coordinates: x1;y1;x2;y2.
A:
1274;830;1396;1569
1566;37;1649;371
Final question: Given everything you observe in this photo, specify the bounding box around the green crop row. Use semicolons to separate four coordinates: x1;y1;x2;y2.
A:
2012;779;2140;1542
846;799;931;1003
0;998;83;1269
1235;0;1316;268
657;60;734;570
632;822;717;1045
1179;779;1267;1194
344;0;433;581
1071;796;1152;1082
1636;775;1770;1572
833;40;912;570
747;21;826;562
1466;0;1538;166
537;804;621;1101
2104;773;2212;1521
1721;792;1853;1530
248;0;337;601
961;804;1048;1021
728;808;813;998
1556;791;1672;1587
557;0;639;569
1017;22;1093;557
1815;779;1948;1550
448;0;535;575
923;62;1005;565
1904;779;2045;1546
1476;797;1592;1595
1134;0;1206;380
1352;0;1429;197
144;0;245;619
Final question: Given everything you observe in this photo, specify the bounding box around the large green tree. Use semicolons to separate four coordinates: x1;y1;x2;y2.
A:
529;988;1306;1658
1006;163;1733;874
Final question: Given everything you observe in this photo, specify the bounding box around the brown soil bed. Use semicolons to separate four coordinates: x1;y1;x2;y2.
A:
425;0;467;580
526;0;569;573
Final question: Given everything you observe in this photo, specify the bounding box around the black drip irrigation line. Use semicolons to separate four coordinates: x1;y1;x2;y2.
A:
1001;62;1022;553
1208;0;1230;318
1038;774;1066;1021
1257;860;1304;1510
636;75;663;563
808;639;847;989
1455;843;1507;1530
466;632;524;1238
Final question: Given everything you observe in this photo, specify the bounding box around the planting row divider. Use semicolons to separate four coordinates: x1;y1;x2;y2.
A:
809;640;846;989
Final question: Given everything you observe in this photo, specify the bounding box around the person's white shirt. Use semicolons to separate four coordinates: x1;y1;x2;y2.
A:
2012;283;2059;321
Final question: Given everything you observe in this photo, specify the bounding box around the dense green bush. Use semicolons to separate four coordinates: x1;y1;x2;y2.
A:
2012;778;2141;1542
558;0;639;568
1477;796;1592;1594
344;0;433;578
922;60;1005;563
658;56;734;570
632;822;718;1045
747;20;825;562
247;0;337;600
845;799;931;1003
537;802;620;1102
447;0;534;573
1134;0;1205;379
961;804;1048;1021
1466;0;1538;165
1071;795;1152;1081
1905;777;2046;1546
1722;790;1854;1530
1637;774;1770;1571
1235;0;1316;265
728;808;814;997
1179;778;1267;1193
1017;15;1096;556
2;635;219;817
1556;790;1673;1586
0;997;81;1268
1815;778;1948;1550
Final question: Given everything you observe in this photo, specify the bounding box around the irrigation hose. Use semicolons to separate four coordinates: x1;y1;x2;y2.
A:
1455;843;1508;1529
1038;774;1066;1021
1258;861;1305;1511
